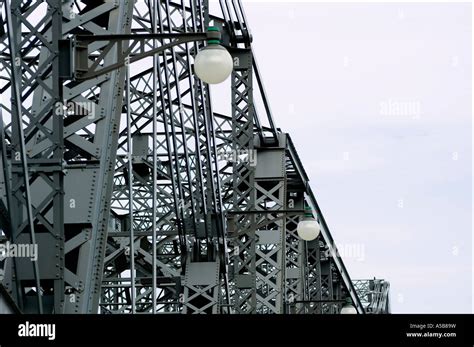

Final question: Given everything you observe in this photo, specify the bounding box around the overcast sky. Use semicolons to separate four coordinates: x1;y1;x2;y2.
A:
210;2;472;313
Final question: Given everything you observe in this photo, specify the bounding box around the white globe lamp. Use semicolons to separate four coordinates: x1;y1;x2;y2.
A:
340;298;357;314
296;207;321;241
194;27;233;84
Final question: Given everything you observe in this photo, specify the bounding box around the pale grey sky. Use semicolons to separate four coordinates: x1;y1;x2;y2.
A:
210;2;472;313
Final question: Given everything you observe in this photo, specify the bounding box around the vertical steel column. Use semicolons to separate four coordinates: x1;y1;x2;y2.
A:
125;63;136;314
229;48;256;313
284;194;306;313
3;0;65;314
67;0;134;313
5;0;42;313
152;0;159;316
306;239;322;313
253;137;287;313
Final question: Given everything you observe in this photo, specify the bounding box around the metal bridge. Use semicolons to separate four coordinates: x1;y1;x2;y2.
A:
0;0;390;314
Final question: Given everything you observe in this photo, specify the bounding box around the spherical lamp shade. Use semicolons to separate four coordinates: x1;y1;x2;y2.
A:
340;298;358;314
194;44;233;84
296;219;321;241
340;305;357;314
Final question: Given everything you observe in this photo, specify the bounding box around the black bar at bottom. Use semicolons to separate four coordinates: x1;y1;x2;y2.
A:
0;314;472;345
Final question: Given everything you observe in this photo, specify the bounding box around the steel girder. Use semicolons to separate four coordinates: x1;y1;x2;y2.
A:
353;279;391;314
0;0;65;314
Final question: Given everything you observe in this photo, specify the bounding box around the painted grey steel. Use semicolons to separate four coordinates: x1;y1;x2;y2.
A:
0;0;390;315
353;279;390;314
4;0;42;313
1;0;65;314
0;283;19;313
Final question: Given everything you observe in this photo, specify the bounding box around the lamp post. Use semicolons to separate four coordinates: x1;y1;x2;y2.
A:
297;206;321;241
66;26;233;84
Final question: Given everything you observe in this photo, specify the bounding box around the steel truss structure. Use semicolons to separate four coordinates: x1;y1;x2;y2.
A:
0;0;390;314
